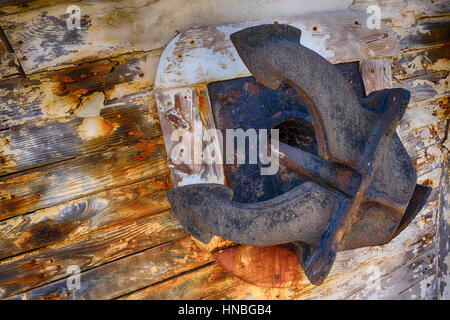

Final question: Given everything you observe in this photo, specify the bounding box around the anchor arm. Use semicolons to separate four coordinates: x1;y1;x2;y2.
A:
230;24;377;168
167;182;347;247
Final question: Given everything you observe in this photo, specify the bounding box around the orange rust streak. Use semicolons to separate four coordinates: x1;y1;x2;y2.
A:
195;85;209;126
133;139;161;161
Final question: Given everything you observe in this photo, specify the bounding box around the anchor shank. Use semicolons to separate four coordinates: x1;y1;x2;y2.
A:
278;142;361;197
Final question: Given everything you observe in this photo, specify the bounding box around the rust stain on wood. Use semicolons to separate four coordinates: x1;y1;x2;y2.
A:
213;245;304;288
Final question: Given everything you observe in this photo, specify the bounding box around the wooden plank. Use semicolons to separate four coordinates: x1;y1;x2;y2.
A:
350;0;450;22
0;136;169;220
1;93;160;173
24;0;450;21
0;0;75;16
0;174;171;260
397;273;438;300
0;0;352;74
155;85;225;187
351;0;450;58
120;263;235;300
0;28;20;79
399;16;450;51
392;44;449;81
399;126;445;167
0;209;186;299
437;150;449;299
360;58;393;94
9;236;212;300
155;85;229;252
0;50;161;130
397;96;449;147
155;11;399;89
212;245;304;288
0;96;161;176
346;248;436;299
398;71;449;103
401;139;445;181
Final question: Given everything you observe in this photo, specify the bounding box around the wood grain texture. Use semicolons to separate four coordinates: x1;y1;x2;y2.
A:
120;263;235;300
0;0;352;74
0;0;77;16
0;96;161;176
399;72;449;103
0;136;168;220
0;209;185;299
437;149;449;299
0;175;171;260
0;50;160;130
397;273;437;300
398;96;448;156
398;16;450;51
0;30;20;79
213;246;304;288
391;44;449;106
360;58;393;94
392;44;449;81
10;236;212;300
155;85;230;253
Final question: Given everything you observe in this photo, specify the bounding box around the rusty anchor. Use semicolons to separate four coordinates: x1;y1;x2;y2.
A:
167;24;431;285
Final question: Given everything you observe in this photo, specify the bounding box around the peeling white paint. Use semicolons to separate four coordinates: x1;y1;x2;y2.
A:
155;11;396;89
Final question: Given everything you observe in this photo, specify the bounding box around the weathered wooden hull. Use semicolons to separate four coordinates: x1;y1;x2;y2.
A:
0;0;448;300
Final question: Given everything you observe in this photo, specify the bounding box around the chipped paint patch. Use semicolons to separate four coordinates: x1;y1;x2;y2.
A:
77;117;117;140
76;92;118;140
76;92;105;117
410;74;450;97
388;4;427;37
104;51;161;101
40;81;77;119
399;96;448;136
0;135;17;171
